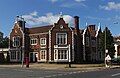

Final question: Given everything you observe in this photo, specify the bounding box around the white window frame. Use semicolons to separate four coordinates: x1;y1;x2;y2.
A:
56;33;67;45
10;51;21;61
40;50;46;61
12;36;20;47
11;51;17;60
58;50;68;60
54;50;58;60
40;38;46;45
30;38;37;45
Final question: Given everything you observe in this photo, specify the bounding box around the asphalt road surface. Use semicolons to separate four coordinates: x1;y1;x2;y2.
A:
0;67;120;78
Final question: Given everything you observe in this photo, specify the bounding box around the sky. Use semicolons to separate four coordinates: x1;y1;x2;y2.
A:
0;0;120;37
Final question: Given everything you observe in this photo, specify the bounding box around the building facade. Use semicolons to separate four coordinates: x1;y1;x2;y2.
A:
82;25;103;63
114;36;120;58
9;16;83;63
9;15;104;63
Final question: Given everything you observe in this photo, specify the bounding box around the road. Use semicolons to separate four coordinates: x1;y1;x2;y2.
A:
0;67;120;78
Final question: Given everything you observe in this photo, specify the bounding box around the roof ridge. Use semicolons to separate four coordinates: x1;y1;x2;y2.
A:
29;25;53;29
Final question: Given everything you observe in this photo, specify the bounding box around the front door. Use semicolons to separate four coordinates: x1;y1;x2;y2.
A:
29;52;38;62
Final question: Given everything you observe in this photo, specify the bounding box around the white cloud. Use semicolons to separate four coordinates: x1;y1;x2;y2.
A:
75;0;85;2
100;2;120;10
49;0;86;8
22;12;74;27
60;2;86;8
30;11;38;16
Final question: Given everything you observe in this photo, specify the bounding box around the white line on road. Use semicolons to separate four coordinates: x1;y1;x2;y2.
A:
111;73;120;77
12;69;33;72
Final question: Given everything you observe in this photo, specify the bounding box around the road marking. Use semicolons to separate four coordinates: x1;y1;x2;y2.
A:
111;73;120;77
39;70;90;78
57;74;63;76
51;74;57;77
12;69;33;72
63;73;68;75
45;75;52;78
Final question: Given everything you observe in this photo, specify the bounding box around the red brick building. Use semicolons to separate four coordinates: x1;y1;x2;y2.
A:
9;16;83;63
82;25;103;62
9;15;103;63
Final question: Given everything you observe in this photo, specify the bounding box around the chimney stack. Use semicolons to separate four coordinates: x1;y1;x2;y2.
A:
74;16;79;30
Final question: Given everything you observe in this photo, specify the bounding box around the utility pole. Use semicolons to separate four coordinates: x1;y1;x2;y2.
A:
21;16;25;68
105;27;107;67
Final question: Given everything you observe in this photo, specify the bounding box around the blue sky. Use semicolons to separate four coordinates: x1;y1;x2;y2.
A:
0;0;120;36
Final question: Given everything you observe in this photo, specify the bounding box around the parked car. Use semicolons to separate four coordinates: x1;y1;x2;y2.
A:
111;57;120;64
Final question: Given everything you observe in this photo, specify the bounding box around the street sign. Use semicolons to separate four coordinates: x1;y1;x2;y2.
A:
105;54;111;61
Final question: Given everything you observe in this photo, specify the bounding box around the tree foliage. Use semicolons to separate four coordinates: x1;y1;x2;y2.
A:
101;27;115;58
0;36;9;48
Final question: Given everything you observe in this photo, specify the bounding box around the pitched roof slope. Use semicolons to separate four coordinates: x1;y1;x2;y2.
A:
28;25;53;34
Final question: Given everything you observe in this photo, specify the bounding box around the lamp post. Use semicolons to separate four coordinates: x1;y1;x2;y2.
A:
105;27;108;67
16;16;25;68
21;16;25;68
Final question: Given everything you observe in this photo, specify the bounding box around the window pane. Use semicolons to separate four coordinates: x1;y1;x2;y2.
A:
58;51;60;59
56;33;67;45
64;50;67;59
41;50;46;60
58;50;67;60
30;38;37;45
40;38;46;45
11;51;16;60
13;36;20;47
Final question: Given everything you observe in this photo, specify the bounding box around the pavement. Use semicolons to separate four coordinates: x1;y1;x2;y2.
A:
0;63;120;78
0;63;120;71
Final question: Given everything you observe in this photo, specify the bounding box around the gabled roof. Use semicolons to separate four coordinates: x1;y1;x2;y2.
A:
70;27;83;34
28;25;53;34
95;26;101;37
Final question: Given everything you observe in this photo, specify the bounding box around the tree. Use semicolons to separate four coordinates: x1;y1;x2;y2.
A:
102;27;115;58
0;36;9;48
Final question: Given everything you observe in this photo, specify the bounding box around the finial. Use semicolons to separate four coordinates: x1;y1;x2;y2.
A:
60;12;63;18
98;22;102;30
15;15;19;23
98;22;101;27
15;15;24;23
85;22;88;26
